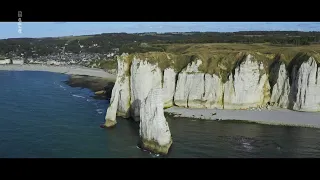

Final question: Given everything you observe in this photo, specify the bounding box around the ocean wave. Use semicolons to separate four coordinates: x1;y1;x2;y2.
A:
59;85;66;90
96;109;104;114
72;94;86;98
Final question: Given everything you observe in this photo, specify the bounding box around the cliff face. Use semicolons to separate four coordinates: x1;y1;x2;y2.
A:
162;68;176;108
139;88;172;155
290;57;320;111
104;54;174;154
173;54;271;110
269;60;290;108
106;52;320;114
203;73;224;109
130;58;163;121
103;54;131;127
103;52;320;154
174;60;206;108
223;54;271;109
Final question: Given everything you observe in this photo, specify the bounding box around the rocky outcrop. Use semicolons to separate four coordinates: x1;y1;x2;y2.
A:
130;58;163;121
270;60;290;108
103;54;131;127
139;88;172;155
104;82;119;127
103;54;173;154
223;54;271;109
290;57;320;112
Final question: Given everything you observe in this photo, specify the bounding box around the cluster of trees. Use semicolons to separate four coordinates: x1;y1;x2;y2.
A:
0;31;320;57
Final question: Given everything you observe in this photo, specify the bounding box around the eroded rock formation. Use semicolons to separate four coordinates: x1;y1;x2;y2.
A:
139;88;172;155
103;51;320;154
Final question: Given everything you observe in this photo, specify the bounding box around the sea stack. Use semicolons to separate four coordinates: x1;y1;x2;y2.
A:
102;82;119;128
139;88;173;155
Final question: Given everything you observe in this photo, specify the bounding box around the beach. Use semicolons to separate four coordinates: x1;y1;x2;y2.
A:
0;64;117;81
165;106;320;128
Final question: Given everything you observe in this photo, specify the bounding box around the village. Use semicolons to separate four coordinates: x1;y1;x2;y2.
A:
0;51;116;68
0;58;24;65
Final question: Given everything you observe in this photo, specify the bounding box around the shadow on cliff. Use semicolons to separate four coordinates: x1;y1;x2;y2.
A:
129;99;141;122
267;53;316;110
285;53;311;110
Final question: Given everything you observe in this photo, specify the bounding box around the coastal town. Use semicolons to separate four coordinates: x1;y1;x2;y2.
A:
0;51;117;69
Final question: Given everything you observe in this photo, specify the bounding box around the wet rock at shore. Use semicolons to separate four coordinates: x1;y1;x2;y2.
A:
64;75;115;100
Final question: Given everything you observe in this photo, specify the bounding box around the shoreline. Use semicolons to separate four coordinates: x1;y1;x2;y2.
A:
2;64;319;129
64;75;115;100
0;64;117;81
164;106;320;128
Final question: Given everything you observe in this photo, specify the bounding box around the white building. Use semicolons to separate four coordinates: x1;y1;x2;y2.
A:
60;61;67;65
32;60;43;64
69;60;76;64
12;60;24;65
46;60;61;66
27;58;34;63
107;53;115;57
0;59;11;65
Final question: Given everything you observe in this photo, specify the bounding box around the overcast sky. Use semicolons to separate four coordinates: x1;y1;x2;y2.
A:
0;22;320;39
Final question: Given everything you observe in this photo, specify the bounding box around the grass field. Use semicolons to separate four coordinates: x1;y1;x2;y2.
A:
88;43;320;83
122;43;320;82
163;43;320;63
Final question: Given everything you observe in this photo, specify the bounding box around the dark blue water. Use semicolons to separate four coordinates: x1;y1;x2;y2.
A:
1;71;320;158
0;71;149;158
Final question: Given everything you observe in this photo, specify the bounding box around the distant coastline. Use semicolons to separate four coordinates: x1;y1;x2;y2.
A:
0;64;117;81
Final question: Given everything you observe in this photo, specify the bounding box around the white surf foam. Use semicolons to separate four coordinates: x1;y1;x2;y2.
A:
96;109;104;114
72;94;85;98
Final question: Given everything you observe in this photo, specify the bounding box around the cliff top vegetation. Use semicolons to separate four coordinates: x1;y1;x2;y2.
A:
128;43;320;82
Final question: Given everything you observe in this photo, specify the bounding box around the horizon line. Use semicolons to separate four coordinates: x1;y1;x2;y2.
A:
2;30;320;40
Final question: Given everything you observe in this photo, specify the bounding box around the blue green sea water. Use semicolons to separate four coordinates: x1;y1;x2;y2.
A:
1;71;320;158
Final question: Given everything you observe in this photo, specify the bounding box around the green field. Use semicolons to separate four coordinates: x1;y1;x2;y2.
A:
122;43;320;82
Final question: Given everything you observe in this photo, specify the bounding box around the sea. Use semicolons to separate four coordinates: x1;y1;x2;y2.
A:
1;71;320;158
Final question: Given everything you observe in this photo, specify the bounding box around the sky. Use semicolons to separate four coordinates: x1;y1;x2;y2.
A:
0;22;320;39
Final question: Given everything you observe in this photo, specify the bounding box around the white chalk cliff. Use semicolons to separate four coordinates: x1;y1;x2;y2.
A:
270;61;290;108
290;57;320;112
104;54;173;154
203;74;224;109
174;60;206;108
104;54;131;127
103;52;320;151
105;53;320;121
139;88;172;154
223;54;270;109
162;68;176;108
130;58;163;121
